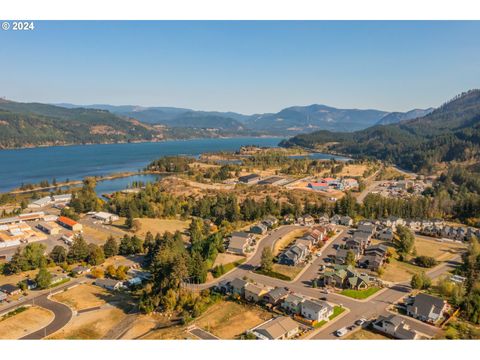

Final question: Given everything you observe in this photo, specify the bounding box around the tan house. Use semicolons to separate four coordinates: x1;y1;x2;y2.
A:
250;316;300;340
244;283;270;302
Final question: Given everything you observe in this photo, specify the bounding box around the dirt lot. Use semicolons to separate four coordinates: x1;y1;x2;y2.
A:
338;164;368;177
49;307;126;339
134;218;191;238
83;225;112;243
0;306;54;339
272;263;303;279
213;253;245;267
52;284;108;311
272;228;307;256
345;328;390;340
193;300;273;339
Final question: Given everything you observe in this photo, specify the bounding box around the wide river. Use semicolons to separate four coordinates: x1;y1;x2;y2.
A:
0;137;349;193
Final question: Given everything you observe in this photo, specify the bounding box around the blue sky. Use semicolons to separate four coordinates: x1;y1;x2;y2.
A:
1;21;479;114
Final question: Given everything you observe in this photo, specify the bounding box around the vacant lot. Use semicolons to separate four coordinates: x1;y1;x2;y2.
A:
272;263;303;280
193;300;273;339
338;164;368;177
83;225;112;243
0;306;53;339
52;284;108;311
49;307;126;339
346;329;390;340
133;218;191;238
213;253;245;267
380;258;426;282
272;228;307;256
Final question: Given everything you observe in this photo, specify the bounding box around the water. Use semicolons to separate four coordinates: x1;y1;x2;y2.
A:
0;137;284;192
95;174;161;196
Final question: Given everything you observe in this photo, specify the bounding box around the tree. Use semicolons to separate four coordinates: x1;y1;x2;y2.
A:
87;244;105;266
411;272;432;290
103;236;119;258
50;245;67;264
345;250;356;266
396;225;415;259
131;219;142;233
90;267;104;279
67;236;89;263
261;247;274;272
35;265;52;289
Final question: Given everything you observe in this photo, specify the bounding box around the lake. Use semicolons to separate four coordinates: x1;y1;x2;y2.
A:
0;137;283;193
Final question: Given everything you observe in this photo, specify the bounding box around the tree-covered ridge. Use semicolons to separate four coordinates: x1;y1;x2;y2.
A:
281;90;480;173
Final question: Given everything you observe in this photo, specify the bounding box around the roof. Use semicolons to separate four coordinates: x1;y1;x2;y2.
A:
239;174;260;181
410;293;447;318
266;287;289;301
258;176;284;185
229;278;248;290
284;293;304;305
228;236;250;251
57;216;78;227
0;283;20;293
254;316;299;340
245;283;269;296
309;182;328;187
95;278;122;288
302;299;331;313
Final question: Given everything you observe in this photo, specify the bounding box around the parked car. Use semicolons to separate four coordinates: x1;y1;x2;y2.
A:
319;265;326;271
335;327;349;337
355;318;367;326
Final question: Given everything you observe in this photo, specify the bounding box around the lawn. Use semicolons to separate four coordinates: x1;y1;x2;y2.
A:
340;287;381;300
346;329;390;340
0;306;54;339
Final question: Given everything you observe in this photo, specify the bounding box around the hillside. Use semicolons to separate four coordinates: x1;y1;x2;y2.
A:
375;108;433;125
281;90;480;173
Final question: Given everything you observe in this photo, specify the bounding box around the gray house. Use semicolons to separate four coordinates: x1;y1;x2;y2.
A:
373;315;419;339
406;293;448;323
281;293;305;315
300;299;333;322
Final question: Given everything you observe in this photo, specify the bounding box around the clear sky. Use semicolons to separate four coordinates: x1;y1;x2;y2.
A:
1;21;479;114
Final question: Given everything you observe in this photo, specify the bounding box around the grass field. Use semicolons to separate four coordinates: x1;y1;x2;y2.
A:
213;253;245;267
338;164;368;177
271;263;303;280
0;306;53;339
272;228;306;256
346;329;390;340
340;287;381;299
52;284;108;311
133;218;191;238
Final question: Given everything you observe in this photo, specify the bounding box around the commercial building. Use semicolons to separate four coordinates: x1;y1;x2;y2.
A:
57;216;83;232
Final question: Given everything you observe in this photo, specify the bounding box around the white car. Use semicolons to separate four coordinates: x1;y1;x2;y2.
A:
335;327;349;337
355;318;367;326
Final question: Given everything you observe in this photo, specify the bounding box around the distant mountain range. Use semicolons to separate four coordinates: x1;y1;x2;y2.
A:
281;90;480;173
56;102;433;135
375;108;434;125
0;96;437;149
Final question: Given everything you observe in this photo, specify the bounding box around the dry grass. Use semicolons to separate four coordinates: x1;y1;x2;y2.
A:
0;306;54;339
133;218;191;238
414;237;466;261
49;308;126;339
213;253;245;267
141;324;195;340
194;300;273;339
118;315;158;339
83;225;111;243
338;164;368;177
272;228;307;256
52;284;108;311
272;263;303;279
345;329;390;340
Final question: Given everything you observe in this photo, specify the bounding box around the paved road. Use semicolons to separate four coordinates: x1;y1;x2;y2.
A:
189;327;219;340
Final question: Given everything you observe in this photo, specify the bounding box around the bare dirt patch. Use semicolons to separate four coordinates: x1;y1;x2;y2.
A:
52;284;108;311
213;253;245;267
134;218;191;238
0;306;54;339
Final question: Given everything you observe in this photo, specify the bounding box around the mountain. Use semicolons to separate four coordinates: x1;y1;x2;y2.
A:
246;104;388;134
281;90;480;173
375;108;434;125
0;99;162;149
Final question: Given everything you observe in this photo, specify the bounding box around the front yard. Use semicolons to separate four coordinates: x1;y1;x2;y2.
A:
340;287;381;300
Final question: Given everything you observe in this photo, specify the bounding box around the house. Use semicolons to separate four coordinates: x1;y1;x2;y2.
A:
238;174;261;184
250;223;267;235
335;248;360;265
95;278;123;291
0;283;21;295
278;243;309;266
127;277;143;287
351;231;372;250
340;216;353;226
61;233;75;245
317;214;330;224
295;237;315;251
297;214;315;226
51;274;69;285
19;278;38;290
263;287;289;305
0;291;7;302
244;283;270;302
406;293;448;323
320;265;377;290
281;293;305;315
376;228;394;241
250;316;300;340
57;216;83;232
92;212;119;223
300;299;334;322
359;254;385;271
357;223;376;234
308;182;329;191
227;232;254;255
229;278;248;296
373;315;419;340
28;196;53;208
330;214;342;225
262;217;278;229
72;265;91;275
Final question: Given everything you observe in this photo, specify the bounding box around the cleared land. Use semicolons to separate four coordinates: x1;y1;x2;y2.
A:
338;164;368;177
213;253;245;267
272;228;307;256
83;225;111;243
133;218;190;238
0;306;54;339
52;284;108;311
271;263;303;280
345;329;390;340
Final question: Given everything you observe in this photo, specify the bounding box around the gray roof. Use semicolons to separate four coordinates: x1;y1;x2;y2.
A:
301;299;331;313
410;293;446;318
283;293;304;305
229;278;248;290
266;287;289;301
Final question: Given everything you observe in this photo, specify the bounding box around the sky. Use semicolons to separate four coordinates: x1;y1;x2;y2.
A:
1;21;479;114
